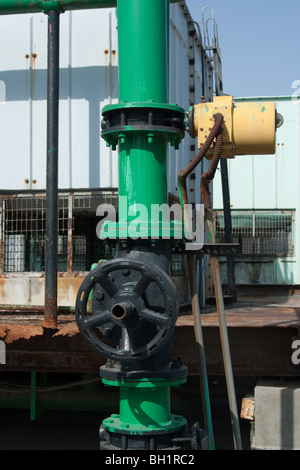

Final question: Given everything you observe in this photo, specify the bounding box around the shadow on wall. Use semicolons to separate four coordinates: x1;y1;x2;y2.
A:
0;65;118;188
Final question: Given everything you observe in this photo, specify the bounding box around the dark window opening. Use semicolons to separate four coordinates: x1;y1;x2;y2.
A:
1;191;118;273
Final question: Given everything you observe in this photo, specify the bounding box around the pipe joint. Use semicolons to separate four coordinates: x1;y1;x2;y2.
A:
42;1;63;13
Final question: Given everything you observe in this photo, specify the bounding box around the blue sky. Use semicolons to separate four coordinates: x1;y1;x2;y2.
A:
185;0;300;98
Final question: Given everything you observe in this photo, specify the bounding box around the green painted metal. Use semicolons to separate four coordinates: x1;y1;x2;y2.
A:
30;371;37;421
116;0;169;229
101;102;185;150
0;0;189;443
99;1;187;442
118;135;168;225
117;0;169;104
102;377;187;434
100;0;185;238
0;0;182;15
0;0;117;14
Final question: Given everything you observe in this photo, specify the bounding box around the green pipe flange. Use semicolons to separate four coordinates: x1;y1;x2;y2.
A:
42;0;62;12
102;376;186;389
103;129;183;151
102;102;185;113
101;102;186;150
102;413;187;435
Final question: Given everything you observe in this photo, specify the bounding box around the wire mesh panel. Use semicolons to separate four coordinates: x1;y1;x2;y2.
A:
214;210;294;257
72;235;87;271
2;194;68;272
0;191;118;273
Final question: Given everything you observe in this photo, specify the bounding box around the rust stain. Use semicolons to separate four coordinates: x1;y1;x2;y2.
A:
67;216;73;274
43;303;57;328
0;278;6;300
0;325;43;343
31;53;37;69
53;322;79;338
25;54;30;93
240;397;255;421
25;54;30;68
104;49;109;66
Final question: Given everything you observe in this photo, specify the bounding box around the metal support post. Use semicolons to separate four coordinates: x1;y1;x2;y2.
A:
44;9;60;328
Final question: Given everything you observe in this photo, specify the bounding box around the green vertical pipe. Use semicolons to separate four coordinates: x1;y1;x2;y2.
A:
30;371;36;421
119;385;170;427
118;136;168;224
116;0;170;224
117;0;169;103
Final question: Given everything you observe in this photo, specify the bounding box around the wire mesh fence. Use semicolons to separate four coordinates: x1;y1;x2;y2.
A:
214;210;294;257
0;192;118;273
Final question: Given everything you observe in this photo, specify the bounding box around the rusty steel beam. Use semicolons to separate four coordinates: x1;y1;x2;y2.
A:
1;298;300;376
0;304;75;313
1;322;299;377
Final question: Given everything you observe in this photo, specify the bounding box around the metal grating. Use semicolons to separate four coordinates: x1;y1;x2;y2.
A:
214;210;295;257
0;191;119;273
2;195;68;272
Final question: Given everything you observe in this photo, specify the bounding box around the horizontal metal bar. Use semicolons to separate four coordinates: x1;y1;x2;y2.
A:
0;304;75;313
0;0;182;15
173;243;242;256
0;0;116;14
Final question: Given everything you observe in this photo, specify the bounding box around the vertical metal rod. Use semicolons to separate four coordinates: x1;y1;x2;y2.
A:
44;10;60;328
209;23;236;303
0;197;3;275
205;207;243;450
67;193;73;274
220;159;236;301
178;176;215;449
187;254;215;450
30;371;36;421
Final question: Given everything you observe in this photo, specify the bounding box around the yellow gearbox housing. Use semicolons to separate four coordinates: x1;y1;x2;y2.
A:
189;96;278;159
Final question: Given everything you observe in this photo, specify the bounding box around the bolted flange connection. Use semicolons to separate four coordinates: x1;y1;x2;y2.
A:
101;102;186;151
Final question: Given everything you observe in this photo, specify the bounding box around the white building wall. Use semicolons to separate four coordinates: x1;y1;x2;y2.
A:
213;97;300;285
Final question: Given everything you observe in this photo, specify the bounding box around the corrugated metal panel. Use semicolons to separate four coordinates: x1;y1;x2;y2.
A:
213;96;300;285
0;4;213;195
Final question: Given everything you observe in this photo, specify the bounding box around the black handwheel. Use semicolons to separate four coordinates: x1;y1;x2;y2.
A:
75;258;179;363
